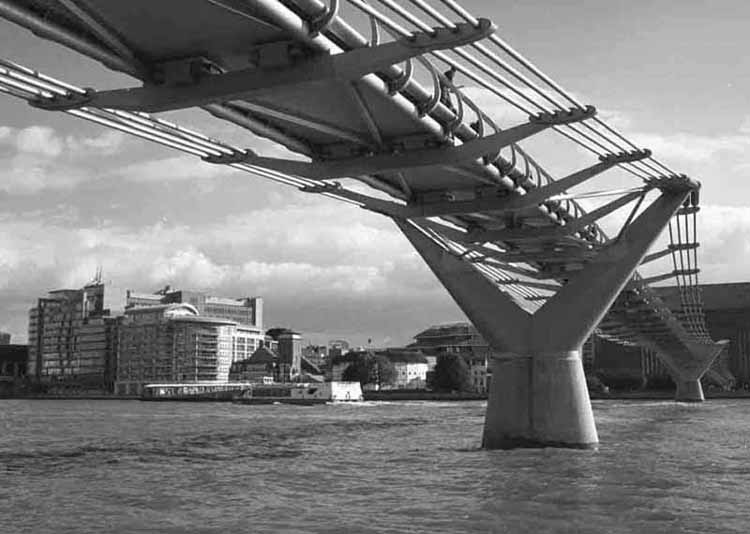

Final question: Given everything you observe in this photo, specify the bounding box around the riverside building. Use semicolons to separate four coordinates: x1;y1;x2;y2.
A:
115;288;265;395
27;280;119;391
409;323;491;393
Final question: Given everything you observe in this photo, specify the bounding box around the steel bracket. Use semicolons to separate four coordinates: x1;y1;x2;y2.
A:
529;105;596;126
30;88;94;110
299;181;342;193
599;148;652;165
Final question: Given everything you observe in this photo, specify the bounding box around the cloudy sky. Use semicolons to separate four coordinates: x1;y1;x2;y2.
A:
1;0;750;346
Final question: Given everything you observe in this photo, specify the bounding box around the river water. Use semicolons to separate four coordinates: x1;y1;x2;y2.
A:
0;399;748;533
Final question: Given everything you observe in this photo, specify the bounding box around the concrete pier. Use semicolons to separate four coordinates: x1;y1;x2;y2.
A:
483;351;597;449
675;378;705;402
398;189;692;449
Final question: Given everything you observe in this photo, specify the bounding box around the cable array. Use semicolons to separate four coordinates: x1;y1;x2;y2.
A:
0;59;366;207
668;206;712;342
0;0;715;353
345;0;678;182
335;0;709;336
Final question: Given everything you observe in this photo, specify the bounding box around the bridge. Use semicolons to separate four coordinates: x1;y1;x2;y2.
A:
0;0;729;449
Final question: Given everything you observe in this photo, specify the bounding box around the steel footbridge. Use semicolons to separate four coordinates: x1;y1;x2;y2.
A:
0;0;730;448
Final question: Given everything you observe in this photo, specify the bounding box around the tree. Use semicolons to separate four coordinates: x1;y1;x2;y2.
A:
372;354;396;387
341;353;396;387
342;358;371;385
432;354;472;392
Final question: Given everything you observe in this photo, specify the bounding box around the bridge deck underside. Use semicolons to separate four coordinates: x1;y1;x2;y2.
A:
0;0;721;370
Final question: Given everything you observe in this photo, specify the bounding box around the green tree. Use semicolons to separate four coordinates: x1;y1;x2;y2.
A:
342;358;371;384
372;354;396;387
341;353;396;387
432;354;472;392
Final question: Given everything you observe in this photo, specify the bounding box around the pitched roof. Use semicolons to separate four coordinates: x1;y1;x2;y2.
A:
379;350;428;364
249;346;278;364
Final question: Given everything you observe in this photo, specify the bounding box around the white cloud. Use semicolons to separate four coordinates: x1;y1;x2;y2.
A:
0;200;457;343
66;130;125;155
15;125;63;157
630;132;750;163
115;155;235;183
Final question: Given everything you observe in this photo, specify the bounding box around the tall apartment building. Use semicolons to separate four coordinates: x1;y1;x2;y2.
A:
116;303;239;395
27;282;118;390
116;288;266;394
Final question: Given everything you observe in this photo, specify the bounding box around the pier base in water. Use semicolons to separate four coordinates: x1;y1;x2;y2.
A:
482;351;598;449
675;379;704;402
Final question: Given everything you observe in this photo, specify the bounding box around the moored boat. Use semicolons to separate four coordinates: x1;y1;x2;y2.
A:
233;381;363;405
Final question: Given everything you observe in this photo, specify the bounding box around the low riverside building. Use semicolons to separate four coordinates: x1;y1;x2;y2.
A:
378;349;429;389
0;344;27;379
229;346;278;383
408;323;491;393
330;349;429;389
27;281;119;392
0;341;28;396
228;329;304;383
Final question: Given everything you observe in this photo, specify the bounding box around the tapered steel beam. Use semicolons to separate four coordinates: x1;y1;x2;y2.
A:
31;19;494;112
206;106;597;175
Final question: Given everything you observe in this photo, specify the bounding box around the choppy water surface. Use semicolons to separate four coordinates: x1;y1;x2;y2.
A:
1;399;749;533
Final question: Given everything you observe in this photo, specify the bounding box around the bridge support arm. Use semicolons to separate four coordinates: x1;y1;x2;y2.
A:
675;379;705;402
205;106;596;177
397;219;596;449
397;187;692;449
31;19;494;113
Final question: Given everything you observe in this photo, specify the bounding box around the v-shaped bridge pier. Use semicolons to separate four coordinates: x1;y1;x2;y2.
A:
398;180;722;448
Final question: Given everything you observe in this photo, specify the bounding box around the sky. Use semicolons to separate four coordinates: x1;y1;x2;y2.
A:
2;0;750;347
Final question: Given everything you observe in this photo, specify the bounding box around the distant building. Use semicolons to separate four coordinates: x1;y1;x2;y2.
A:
0;332;10;345
328;339;350;360
0;344;27;379
654;283;750;387
229;331;316;384
591;338;671;389
262;328;302;381
27;282;118;391
229;346;278;383
379;349;429;389
125;287;263;331
329;349;429;389
116;303;239;395
123;287;265;367
302;344;328;369
0;343;28;396
408;323;491;393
